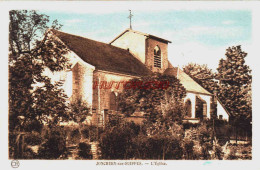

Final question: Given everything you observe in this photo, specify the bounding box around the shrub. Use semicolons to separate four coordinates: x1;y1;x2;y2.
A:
227;147;238;160
70;128;80;144
183;137;194;159
81;126;90;139
99;122;134;159
164;135;183;159
38;126;67;159
78;142;92;159
24;131;42;146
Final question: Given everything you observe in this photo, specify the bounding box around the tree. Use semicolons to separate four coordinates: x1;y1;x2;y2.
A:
118;73;186;124
183;63;218;94
9;10;70;132
216;46;251;118
216;46;252;137
68;99;90;142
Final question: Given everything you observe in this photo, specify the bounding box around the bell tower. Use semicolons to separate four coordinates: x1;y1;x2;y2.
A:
110;29;171;73
144;36;170;73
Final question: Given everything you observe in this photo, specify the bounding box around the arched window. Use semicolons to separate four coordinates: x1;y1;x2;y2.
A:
185;99;192;117
195;96;206;119
154;46;161;68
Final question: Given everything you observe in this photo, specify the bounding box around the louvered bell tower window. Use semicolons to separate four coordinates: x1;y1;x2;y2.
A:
154;46;161;68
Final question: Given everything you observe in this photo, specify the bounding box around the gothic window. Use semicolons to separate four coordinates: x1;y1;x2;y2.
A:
154;46;161;68
185;99;192;117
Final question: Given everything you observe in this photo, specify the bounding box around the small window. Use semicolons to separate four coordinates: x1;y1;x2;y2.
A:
219;115;223;120
154;46;161;68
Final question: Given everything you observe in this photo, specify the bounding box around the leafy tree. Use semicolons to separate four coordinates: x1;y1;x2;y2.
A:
183;63;218;94
9;10;70;132
118;73;186;123
68;99;90;142
216;45;252;125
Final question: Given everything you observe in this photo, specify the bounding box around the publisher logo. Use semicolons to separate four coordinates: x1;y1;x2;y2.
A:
11;160;19;168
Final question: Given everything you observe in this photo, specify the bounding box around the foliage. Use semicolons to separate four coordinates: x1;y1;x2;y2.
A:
68;99;91;142
69;129;81;145
38;126;67;159
99;118;135;159
183;136;194;159
118;73;186;123
78;142;92;159
68;99;90;124
9;10;70;134
216;45;252;132
183;46;252;144
99;114;185;160
24;131;42;146
183;63;218;94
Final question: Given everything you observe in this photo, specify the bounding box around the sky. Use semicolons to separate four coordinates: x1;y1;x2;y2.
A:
41;6;252;71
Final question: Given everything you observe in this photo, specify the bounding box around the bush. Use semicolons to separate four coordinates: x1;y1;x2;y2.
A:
99;122;134;159
81;126;90;139
24;131;42;146
183;137;194;159
78;142;92;159
70;128;80;144
164;135;183;159
38;126;67;159
227;147;238;160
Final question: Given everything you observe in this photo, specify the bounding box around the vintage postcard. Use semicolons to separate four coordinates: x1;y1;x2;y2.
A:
0;1;259;170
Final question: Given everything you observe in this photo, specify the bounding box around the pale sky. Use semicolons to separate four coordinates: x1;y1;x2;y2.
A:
40;5;252;71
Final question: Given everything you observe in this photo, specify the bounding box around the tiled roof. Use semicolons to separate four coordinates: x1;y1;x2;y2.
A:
164;67;212;95
51;29;152;76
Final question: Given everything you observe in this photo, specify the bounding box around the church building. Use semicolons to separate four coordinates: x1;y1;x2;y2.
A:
48;28;230;126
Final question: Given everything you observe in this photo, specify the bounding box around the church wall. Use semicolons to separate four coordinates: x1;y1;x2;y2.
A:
184;92;211;119
92;70;138;113
71;61;94;106
110;31;146;64
145;38;168;73
43;50;95;106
